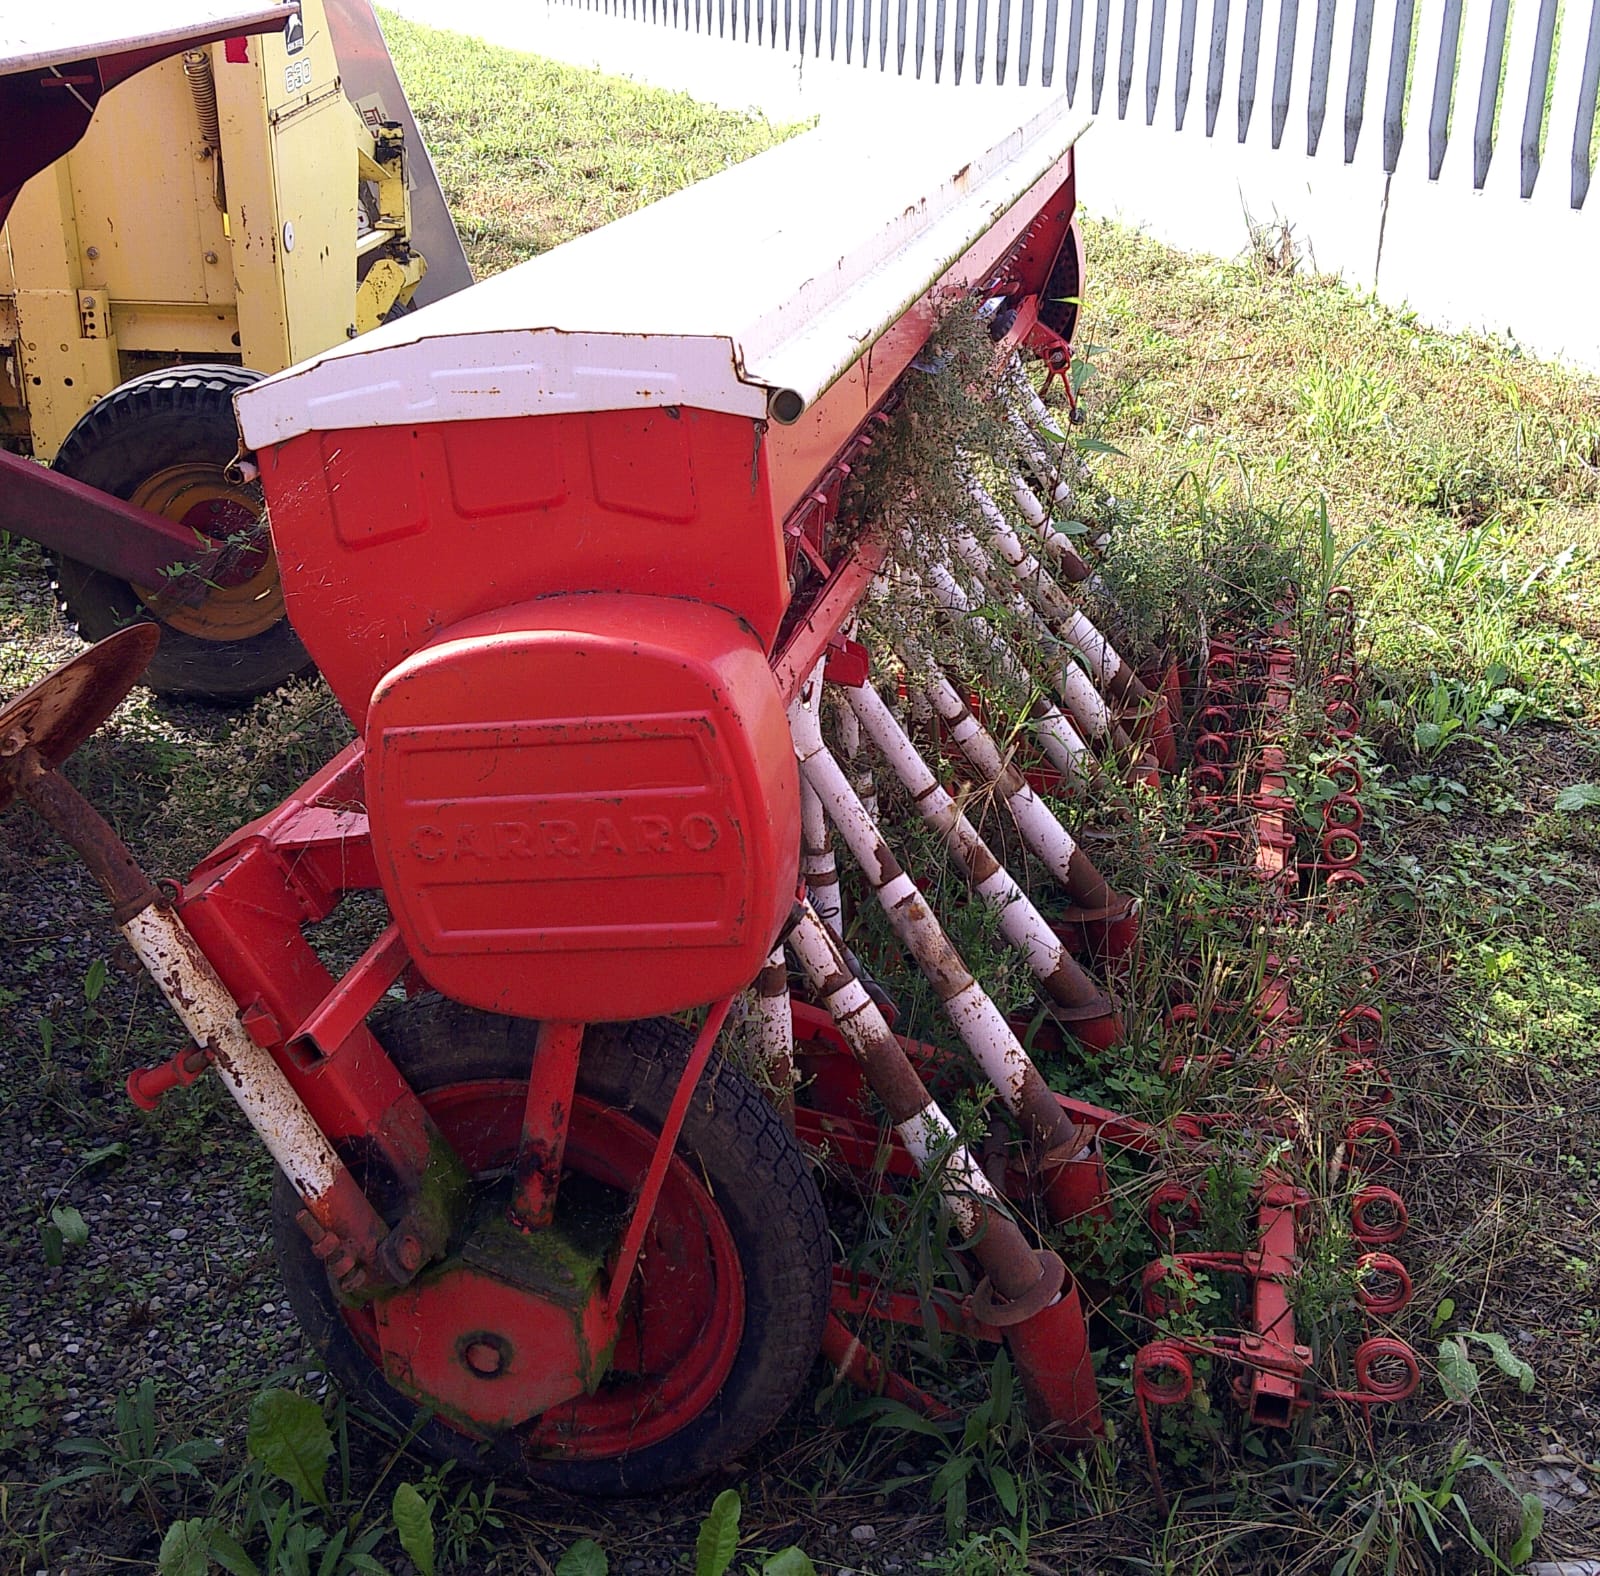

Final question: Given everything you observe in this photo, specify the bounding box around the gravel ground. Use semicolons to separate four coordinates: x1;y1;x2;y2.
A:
0;612;315;1568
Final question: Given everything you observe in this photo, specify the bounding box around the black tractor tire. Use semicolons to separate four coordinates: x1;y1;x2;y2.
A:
272;997;831;1496
50;365;312;702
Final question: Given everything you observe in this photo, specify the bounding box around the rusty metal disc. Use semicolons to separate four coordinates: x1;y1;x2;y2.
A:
0;626;160;811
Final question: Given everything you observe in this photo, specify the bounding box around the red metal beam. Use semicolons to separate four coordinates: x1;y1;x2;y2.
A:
770;538;887;702
0;449;221;597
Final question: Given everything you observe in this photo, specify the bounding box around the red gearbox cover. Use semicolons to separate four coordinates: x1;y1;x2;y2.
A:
364;593;799;1022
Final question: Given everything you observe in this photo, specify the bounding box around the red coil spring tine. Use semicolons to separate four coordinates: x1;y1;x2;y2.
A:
1349;1337;1421;1402
1351;1184;1409;1245
1183;829;1224;864
1336;1003;1385;1049
1326;869;1370;891
1355;1252;1414;1316
1191;760;1229;794
1343;1058;1395;1109
1170;1114;1206;1143
1321;791;1365;832
1321;824;1364;868
1322;670;1360;700
1323;757;1364;793
1324;698;1362;731
1343;1116;1400;1165
1148;1181;1205;1238
1196;705;1236;734
1135;1340;1196;1405
1140;1258;1199;1320
1322;868;1370;920
1324;587;1357;620
1133;1341;1194;1517
1194;731;1234;765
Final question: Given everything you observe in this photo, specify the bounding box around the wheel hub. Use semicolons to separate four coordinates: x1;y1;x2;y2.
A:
127;461;284;641
337;1082;748;1460
371;1213;615;1435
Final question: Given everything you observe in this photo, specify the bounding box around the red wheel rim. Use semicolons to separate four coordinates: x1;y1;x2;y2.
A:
341;1077;745;1459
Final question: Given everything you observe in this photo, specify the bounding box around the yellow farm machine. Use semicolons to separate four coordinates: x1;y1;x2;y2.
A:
1;0;471;696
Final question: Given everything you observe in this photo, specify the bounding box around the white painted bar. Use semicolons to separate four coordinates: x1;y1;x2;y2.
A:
784;902;995;1237
121;906;343;1205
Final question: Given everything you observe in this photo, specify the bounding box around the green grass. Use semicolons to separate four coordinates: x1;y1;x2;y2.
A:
1080;224;1600;725
378;7;804;274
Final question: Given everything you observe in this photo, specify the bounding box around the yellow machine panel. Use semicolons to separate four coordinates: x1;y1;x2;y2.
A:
0;0;463;459
65;61;234;316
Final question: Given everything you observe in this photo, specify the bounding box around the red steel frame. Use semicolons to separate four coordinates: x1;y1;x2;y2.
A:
126;162;1119;1438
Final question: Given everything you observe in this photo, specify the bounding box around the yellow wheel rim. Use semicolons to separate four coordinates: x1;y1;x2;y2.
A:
129;462;284;642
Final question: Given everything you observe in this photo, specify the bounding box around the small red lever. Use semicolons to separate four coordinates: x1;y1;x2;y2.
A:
126;1047;211;1111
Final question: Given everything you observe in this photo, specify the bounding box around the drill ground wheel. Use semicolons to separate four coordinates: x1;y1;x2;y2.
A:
1037;223;1083;346
50;366;312;701
273;998;831;1495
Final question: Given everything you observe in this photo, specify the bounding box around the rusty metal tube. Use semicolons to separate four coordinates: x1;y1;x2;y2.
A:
791;684;1095;1157
833;697;879;824
973;486;1155;714
14;750;386;1270
840;679;1118;1062
916;558;1092;780
786;903;993;1237
787;902;1100;1437
120;904;346;1205
800;777;843;937
913;665;1125;916
945;521;1126;751
754;946;796;1124
1005;408;1076;507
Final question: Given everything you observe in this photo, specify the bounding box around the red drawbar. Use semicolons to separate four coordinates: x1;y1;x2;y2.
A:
259;407;789;728
364;594;799;1022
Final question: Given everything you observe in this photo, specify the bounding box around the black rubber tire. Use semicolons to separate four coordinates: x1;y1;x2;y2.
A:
50;365;312;702
273;997;830;1496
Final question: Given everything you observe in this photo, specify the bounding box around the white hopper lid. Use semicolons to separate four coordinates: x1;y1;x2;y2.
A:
234;91;1089;450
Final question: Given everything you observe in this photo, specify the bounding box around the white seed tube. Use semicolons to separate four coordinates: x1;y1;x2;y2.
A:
785;902;996;1238
841;680;1100;1006
919;559;1092;779
790;687;1043;1120
754;945;795;1115
799;777;842;938
914;666;1119;914
121;905;342;1204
